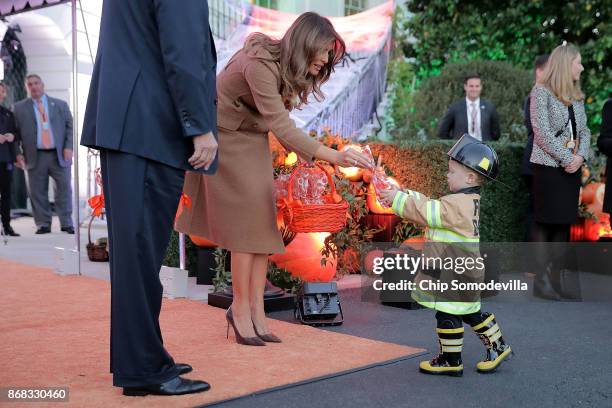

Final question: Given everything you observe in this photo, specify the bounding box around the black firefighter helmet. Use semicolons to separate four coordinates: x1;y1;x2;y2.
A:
447;134;500;181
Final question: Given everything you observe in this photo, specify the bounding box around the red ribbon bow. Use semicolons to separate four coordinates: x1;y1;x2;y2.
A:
176;192;192;220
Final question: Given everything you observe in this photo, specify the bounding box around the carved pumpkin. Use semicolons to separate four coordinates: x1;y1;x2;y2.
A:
269;232;337;282
366;177;401;214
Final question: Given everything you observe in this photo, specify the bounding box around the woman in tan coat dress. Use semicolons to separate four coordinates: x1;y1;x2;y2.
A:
175;13;372;345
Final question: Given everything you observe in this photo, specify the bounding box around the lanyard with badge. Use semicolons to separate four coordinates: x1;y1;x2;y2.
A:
555;105;577;153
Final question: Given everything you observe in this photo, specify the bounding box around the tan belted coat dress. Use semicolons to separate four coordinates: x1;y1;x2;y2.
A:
174;44;322;254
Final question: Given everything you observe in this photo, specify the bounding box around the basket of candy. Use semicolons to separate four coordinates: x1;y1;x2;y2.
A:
277;162;348;233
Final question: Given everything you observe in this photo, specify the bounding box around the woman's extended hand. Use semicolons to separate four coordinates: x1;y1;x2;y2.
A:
564;154;584;173
335;148;374;169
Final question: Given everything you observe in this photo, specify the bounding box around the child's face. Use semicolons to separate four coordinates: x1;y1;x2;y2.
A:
447;159;475;192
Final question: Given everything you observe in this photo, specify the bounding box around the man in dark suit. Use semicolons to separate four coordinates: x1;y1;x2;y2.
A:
437;74;501;141
0;82;20;237
598;99;612;215
81;0;218;396
14;74;74;234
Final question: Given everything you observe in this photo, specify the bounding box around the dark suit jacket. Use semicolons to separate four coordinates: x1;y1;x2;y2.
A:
521;94;534;176
437;98;501;141
0;105;18;163
597;99;612;214
81;0;218;173
14;96;73;169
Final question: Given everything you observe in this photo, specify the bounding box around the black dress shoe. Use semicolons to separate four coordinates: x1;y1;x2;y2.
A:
122;376;210;396
2;226;20;236
61;226;75;234
176;363;192;375
36;226;51;234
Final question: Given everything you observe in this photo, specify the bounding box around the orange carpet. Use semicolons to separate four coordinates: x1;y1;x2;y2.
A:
0;259;423;407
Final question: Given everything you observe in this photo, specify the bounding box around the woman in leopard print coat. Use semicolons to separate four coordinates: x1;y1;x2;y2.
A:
529;44;591;300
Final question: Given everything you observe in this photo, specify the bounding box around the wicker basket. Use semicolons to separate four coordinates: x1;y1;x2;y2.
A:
86;215;109;262
279;163;349;233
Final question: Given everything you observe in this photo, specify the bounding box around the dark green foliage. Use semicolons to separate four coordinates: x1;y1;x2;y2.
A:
392;60;532;142
163;231;197;270
396;0;611;135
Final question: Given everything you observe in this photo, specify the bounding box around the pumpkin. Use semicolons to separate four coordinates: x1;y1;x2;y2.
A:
284;152;298;166
366;177;401;214
337;144;364;181
363;249;384;274
580;182;604;205
269;232;336;282
400;235;426;251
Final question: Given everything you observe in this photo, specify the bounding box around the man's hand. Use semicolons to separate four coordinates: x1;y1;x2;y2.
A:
379;187;399;207
4;133;14;143
189;131;217;170
15;154;26;170
0;134;5;144
63;148;73;163
564;154;584;174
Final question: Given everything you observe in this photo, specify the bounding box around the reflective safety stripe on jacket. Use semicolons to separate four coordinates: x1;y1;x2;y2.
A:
392;189;482;314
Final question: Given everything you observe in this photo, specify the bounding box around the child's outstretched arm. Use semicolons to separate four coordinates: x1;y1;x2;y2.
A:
380;187;451;231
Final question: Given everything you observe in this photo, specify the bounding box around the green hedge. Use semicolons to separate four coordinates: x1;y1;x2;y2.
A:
391;60;533;142
369;141;528;242
397;0;611;134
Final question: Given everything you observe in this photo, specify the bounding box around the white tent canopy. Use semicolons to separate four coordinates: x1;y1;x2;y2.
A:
0;0;69;16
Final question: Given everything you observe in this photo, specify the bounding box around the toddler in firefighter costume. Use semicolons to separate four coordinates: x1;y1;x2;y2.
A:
380;134;513;376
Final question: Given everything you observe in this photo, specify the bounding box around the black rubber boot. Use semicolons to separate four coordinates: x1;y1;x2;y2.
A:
419;320;464;377
471;313;513;373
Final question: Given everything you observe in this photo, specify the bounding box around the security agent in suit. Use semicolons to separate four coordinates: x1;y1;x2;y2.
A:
438;74;501;141
598;99;612;215
14;75;74;234
0;82;20;236
81;0;218;396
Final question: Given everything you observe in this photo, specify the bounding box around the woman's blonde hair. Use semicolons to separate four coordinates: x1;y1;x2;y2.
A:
244;12;346;110
543;44;584;105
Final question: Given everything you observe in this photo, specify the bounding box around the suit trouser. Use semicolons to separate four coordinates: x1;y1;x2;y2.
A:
0;163;12;229
100;149;185;387
26;150;73;228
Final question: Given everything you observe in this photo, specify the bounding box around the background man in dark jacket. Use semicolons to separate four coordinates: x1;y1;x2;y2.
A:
81;0;218;396
438;74;501;141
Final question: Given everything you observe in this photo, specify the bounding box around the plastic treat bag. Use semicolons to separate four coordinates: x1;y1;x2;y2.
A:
363;145;396;207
